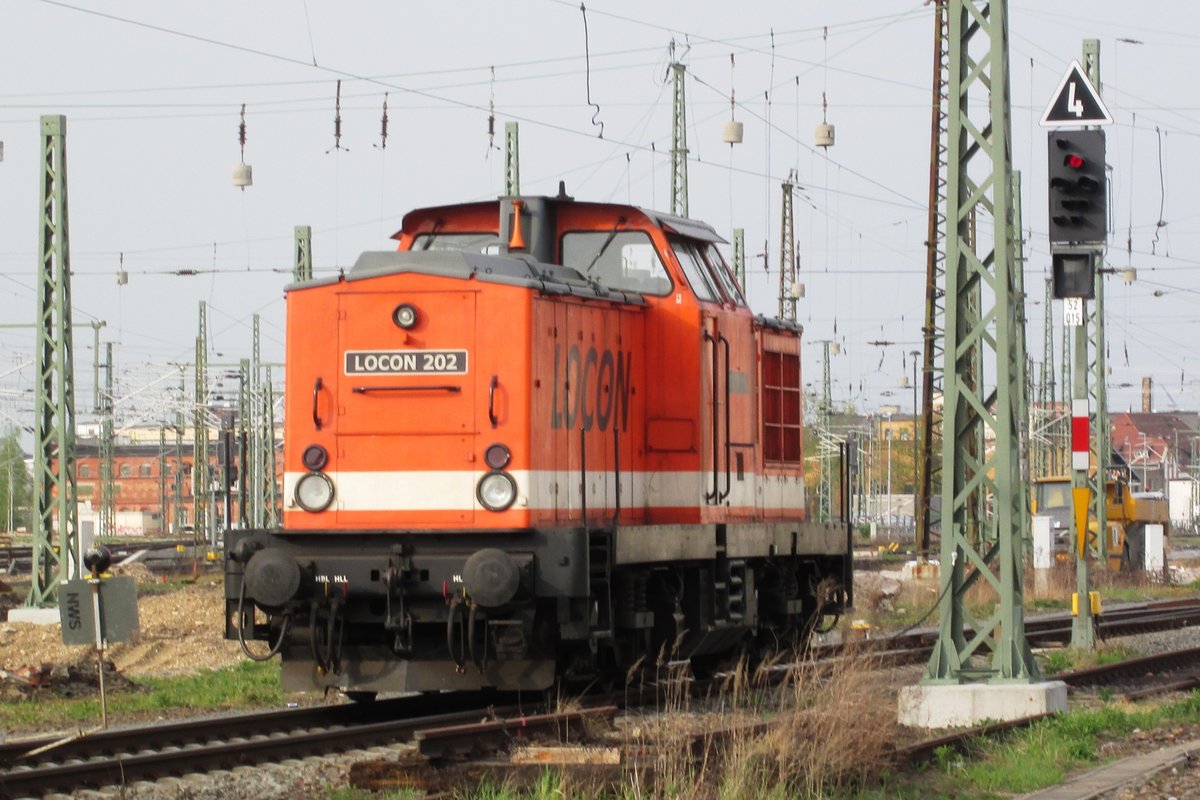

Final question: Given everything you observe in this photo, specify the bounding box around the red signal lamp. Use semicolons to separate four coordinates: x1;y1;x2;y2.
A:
1066;154;1084;169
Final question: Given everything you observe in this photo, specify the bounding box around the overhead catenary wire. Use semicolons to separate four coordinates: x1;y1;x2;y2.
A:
10;1;1196;416
580;3;605;139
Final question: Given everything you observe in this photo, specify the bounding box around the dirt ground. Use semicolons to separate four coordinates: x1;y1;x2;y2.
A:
0;568;242;681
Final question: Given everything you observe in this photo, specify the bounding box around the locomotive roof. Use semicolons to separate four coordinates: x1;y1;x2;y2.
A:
392;197;726;244
327;249;647;306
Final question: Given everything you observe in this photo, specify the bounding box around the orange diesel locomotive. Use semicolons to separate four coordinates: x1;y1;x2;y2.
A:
225;192;851;695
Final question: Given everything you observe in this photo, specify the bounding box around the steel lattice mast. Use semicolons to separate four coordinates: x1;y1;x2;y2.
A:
27;115;79;607
924;0;1038;683
99;341;115;537
159;426;168;533
293;226;313;283
731;228;745;291
249;314;263;527
778;177;797;321
817;341;835;523
193;302;209;546
504;122;520;197
239;357;250;527
1011;170;1031;553
173;368;186;536
917;0;949;559
261;366;279;527
1037;277;1056;477
1083;39;1109;563
669;54;688;218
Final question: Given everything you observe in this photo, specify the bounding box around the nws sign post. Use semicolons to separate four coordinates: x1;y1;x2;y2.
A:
59;576;139;645
58;546;140;728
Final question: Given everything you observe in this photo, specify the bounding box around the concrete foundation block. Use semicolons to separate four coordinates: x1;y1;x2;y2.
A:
898;681;1068;729
7;607;61;626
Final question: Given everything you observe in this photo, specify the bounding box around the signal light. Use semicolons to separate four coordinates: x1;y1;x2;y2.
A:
484;443;511;470
1047;130;1107;245
1051;249;1095;300
302;444;328;471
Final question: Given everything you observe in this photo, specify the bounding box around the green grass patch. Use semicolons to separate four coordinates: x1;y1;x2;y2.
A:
325;790;421;800
0;660;284;731
854;691;1200;799
445;772;579;800
1039;643;1140;676
1098;581;1198;603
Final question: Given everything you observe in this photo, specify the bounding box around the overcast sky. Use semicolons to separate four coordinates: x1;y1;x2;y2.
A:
0;1;1195;437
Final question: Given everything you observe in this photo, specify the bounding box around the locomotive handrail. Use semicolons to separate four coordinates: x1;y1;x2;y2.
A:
488;375;499;428
612;417;621;525
580;424;588;524
312;376;324;431
718;331;731;503
351;385;462;394
703;329;719;503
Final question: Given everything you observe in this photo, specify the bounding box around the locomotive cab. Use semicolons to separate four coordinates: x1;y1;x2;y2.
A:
226;193;850;694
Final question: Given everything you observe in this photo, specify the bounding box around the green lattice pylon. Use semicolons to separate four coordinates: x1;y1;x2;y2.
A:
923;0;1038;684
27;115;79;607
669;57;688;218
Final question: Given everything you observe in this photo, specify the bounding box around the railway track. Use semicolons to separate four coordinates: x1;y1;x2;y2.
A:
2;598;1197;797
819;597;1200;660
0;540;199;575
0;691;525;798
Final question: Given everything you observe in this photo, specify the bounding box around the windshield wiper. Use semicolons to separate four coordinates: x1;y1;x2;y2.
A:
420;219;445;250
583;217;626;280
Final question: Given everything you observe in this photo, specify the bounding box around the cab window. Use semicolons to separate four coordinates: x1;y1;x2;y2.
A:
410;232;500;254
669;238;719;302
561;230;672;295
700;243;746;305
1035;481;1071;509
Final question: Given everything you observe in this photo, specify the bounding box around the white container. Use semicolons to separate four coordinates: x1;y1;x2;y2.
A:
721;119;744;144
815;122;835;148
232;163;253;188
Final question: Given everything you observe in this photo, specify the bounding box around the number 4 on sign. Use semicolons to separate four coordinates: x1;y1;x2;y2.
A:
1063;298;1084;327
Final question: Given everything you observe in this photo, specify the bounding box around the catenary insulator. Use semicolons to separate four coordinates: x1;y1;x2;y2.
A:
815;122;835;148
721;119;744;144
232;163;253;188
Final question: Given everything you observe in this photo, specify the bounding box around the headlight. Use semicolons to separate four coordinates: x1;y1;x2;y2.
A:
477;471;517;512
392;303;418;329
295;472;335;512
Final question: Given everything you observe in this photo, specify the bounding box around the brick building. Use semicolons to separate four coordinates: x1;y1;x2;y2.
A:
66;429;281;537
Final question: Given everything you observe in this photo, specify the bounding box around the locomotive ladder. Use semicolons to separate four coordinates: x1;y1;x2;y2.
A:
713;526;746;624
588;529;614;641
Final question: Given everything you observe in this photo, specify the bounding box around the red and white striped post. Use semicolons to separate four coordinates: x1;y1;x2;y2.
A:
1071;399;1089;471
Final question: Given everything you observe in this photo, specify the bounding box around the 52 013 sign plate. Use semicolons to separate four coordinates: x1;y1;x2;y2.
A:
344;349;468;375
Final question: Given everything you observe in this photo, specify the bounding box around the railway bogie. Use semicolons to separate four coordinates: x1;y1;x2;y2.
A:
225;193;851;693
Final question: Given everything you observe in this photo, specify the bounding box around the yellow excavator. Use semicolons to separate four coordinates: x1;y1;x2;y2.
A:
1032;466;1170;571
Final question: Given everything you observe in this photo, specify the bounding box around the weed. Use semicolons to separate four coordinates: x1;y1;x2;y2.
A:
0;660;286;731
1041;650;1072;675
932;743;960;774
326;789;419;800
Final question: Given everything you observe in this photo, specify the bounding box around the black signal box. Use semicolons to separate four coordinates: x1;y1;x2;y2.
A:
1047;130;1106;245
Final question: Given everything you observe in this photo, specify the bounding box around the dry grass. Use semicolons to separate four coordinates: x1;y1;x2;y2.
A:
610;648;898;800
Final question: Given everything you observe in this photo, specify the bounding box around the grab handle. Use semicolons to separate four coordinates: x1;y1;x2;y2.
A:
488;375;499;428
312;377;324;431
